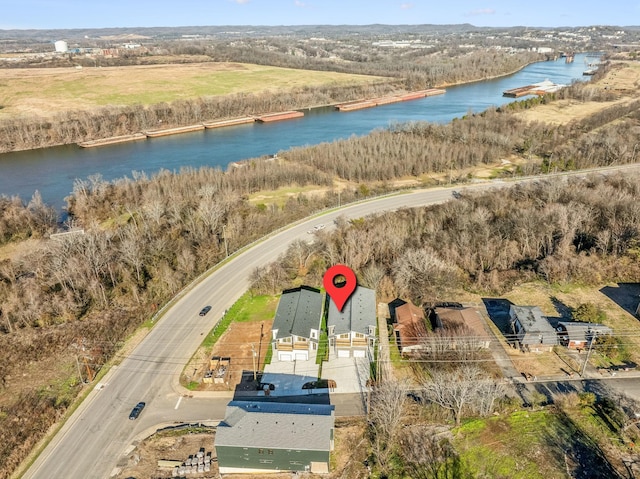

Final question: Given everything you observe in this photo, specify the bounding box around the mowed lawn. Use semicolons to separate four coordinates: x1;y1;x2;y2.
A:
0;62;385;118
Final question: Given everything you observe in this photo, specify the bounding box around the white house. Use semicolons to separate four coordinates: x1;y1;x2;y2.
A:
271;286;322;361
327;286;377;358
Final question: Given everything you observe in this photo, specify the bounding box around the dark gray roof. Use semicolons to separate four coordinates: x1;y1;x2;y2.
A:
558;321;612;341
327;286;376;335
272;286;322;339
511;305;555;334
216;401;335;451
511;305;556;345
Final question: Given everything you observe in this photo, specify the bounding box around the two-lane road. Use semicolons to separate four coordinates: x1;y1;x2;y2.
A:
23;165;640;478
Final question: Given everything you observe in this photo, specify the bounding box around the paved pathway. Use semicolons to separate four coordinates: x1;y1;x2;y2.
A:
468;302;521;381
376;311;392;382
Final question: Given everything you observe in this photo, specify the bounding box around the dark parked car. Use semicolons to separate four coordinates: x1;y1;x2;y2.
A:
129;401;146;420
199;305;212;316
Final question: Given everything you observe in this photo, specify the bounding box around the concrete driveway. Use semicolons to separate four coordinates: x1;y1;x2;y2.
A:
261;350;370;396
261;351;320;396
321;354;370;394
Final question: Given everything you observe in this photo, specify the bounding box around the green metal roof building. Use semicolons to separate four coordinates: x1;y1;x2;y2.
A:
215;400;335;474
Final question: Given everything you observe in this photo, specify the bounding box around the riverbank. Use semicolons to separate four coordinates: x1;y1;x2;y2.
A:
0;55;546;154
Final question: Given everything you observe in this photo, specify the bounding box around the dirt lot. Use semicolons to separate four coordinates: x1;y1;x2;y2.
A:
0;62;383;119
116;418;367;479
185;320;273;391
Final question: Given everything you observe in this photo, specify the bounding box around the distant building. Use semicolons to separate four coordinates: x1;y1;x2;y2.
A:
509;305;557;352
216;401;335;474
557;322;612;349
271;286;322;361
327;286;377;358
393;302;428;354
54;40;68;53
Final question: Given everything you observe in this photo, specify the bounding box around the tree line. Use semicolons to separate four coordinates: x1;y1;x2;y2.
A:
0;81;398;153
252;173;640;302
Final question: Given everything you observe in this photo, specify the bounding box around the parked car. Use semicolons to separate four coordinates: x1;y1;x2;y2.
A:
129;401;146;420
314;223;325;230
199;305;212;316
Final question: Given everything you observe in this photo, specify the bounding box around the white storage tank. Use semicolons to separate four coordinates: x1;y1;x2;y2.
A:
54;40;68;53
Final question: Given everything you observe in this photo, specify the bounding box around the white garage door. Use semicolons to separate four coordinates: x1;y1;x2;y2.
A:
295;352;308;361
353;349;366;358
337;349;350;358
279;353;293;361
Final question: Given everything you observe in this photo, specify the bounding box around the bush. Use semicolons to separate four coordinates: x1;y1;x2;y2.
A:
572;303;606;323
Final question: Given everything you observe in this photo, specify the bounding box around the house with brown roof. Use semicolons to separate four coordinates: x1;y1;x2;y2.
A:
393;302;428;354
434;307;491;349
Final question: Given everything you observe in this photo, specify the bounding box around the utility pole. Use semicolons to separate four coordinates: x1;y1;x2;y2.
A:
222;225;229;258
75;354;84;384
257;323;264;375
251;343;257;381
580;335;595;377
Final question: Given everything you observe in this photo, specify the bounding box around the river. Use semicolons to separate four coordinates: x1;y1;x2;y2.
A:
0;54;592;209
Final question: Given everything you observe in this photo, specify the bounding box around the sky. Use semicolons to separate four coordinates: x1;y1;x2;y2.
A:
2;0;639;30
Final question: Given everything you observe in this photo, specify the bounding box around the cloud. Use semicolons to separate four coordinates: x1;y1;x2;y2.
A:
294;0;308;7
465;8;496;17
232;0;250;4
400;2;414;9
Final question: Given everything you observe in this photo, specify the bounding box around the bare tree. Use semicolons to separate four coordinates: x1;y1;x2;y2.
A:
420;365;504;426
400;426;467;479
368;379;408;475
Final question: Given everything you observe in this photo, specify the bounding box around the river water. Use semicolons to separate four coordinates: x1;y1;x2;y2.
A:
0;54;592;209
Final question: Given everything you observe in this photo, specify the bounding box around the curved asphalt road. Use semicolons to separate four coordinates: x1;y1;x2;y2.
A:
23;165;640;478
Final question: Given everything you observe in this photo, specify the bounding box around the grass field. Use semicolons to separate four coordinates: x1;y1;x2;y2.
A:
455;407;626;478
0;62;385;118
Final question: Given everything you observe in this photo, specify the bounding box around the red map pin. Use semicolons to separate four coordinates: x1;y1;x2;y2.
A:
323;264;357;312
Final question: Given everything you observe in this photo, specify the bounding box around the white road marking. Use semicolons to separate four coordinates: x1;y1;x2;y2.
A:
174;396;183;410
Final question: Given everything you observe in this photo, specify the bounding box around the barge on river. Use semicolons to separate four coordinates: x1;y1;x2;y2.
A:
503;80;565;98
